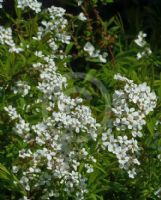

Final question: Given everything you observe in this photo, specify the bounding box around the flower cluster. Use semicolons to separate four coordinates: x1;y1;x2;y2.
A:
102;130;140;178
113;74;157;137
4;105;20;120
1;1;160;199
134;31;147;47
0;26;23;53
102;74;157;178
134;31;152;59
4;105;30;135
84;42;108;63
12;81;31;97
4;4;100;200
34;52;100;140
17;0;42;13
5;91;98;199
32;6;71;45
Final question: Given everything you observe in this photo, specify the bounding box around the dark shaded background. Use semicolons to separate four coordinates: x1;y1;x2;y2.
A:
3;0;161;51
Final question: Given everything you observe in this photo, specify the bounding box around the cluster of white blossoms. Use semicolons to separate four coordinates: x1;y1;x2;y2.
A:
17;0;42;13
0;26;23;53
2;1;159;199
4;4;100;200
84;42;108;63
4;55;98;200
113;74;157;136
32;6;71;45
33;52;100;140
4;105;20;120
102;74;157;178
0;0;3;8
4;105;30;136
102;130;140;178
12;81;31;97
134;31;152;59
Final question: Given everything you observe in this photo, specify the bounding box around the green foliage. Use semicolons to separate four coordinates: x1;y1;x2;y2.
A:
0;0;160;200
0;163;26;197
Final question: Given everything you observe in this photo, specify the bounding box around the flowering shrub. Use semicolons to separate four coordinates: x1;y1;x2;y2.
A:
0;0;161;200
102;74;157;178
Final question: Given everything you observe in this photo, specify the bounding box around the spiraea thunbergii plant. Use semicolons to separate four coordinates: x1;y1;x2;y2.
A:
0;0;161;200
2;1;100;199
102;74;157;178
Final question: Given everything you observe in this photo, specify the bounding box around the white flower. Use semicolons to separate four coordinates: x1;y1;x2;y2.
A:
98;54;107;63
85;164;94;173
84;42;108;62
146;47;152;55
127;168;136;179
77;0;83;6
136;52;142;60
134;31;152;59
84;42;95;56
81;148;88;156
0;0;3;9
12;166;19;173
134;31;147;47
35;51;44;58
78;13;87;21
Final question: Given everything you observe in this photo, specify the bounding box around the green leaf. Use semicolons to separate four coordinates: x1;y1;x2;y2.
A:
0;164;26;195
147;118;156;135
65;42;74;54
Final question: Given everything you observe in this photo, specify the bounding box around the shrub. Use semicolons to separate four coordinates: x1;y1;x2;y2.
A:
0;0;161;200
